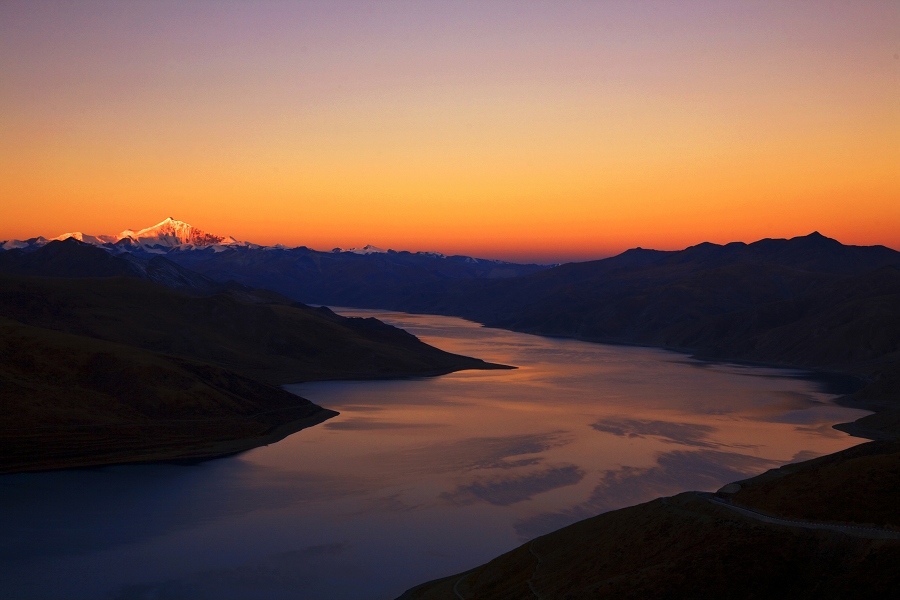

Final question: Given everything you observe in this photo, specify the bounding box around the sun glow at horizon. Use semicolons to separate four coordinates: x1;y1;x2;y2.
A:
1;1;898;263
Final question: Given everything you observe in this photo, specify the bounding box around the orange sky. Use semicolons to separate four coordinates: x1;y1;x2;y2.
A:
1;1;898;263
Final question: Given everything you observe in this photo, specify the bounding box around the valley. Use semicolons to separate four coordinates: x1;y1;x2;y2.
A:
3;219;899;597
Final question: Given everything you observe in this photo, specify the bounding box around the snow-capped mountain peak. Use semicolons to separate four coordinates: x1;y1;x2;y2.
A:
0;218;250;254
118;217;227;248
344;244;387;255
0;219;516;264
54;232;118;245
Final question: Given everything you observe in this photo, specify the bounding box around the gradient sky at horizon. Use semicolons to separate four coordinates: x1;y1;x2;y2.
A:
1;0;898;263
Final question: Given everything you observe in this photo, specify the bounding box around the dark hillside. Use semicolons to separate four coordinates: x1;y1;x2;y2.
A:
0;274;504;384
0;317;334;473
167;245;549;306
0;238;227;293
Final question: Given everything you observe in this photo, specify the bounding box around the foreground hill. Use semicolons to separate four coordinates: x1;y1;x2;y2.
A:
0;244;507;473
0;316;335;474
401;439;900;599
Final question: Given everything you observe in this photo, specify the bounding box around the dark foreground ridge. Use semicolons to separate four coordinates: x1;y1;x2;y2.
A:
400;440;900;599
0;244;508;473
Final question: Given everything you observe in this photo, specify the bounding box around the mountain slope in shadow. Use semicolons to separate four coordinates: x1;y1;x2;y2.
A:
0;237;228;292
0;316;335;473
166;243;550;307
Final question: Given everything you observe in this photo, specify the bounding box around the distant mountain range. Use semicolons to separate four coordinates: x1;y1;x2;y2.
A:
1;217;546;264
1;218;551;302
1;217;250;253
0;236;231;293
4;222;897;385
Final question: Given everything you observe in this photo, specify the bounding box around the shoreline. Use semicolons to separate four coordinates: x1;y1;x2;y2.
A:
378;315;900;598
343;306;893;442
454;316;896;442
1;358;511;476
0;406;338;476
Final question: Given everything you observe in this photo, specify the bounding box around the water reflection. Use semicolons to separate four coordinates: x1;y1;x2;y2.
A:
0;309;870;600
513;448;779;538
442;464;586;506
589;418;722;448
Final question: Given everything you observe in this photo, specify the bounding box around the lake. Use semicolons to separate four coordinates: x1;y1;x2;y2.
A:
0;309;870;599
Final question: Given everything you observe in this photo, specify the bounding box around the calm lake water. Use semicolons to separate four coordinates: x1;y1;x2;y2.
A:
0;310;870;599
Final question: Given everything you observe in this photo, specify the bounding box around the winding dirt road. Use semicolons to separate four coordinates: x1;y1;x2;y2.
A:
708;496;900;540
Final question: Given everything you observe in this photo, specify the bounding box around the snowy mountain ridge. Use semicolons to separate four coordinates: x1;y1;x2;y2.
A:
12;217;251;254
118;216;235;248
335;244;388;255
0;217;547;267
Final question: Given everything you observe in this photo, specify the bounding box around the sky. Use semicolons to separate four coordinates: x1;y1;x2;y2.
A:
1;1;898;263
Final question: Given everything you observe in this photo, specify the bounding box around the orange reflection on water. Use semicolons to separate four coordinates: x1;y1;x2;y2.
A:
256;309;868;546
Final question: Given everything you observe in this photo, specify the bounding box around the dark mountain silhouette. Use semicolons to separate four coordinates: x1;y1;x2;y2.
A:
0;238;232;293
1;315;336;475
376;233;900;340
165;235;899;354
0;274;504;386
166;244;550;306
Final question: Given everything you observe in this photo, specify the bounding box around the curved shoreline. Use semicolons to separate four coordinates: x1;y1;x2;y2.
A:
0;405;338;475
331;306;896;443
1;354;513;476
502;329;897;442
